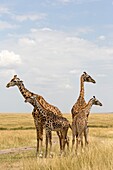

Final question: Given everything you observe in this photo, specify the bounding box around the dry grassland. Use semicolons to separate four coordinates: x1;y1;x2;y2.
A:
0;113;113;170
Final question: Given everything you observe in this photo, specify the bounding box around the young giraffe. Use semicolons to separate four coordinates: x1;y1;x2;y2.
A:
25;95;71;158
71;72;96;145
6;75;63;155
72;96;102;154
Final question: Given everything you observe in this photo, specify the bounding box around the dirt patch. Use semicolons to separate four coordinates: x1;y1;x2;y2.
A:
0;147;35;155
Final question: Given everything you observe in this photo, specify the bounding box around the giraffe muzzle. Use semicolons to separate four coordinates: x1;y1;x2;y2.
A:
6;84;10;88
92;80;96;83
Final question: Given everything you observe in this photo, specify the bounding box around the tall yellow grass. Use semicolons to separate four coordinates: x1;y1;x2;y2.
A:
0;113;113;170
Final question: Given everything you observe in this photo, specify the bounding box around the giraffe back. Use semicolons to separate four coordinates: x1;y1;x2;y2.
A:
37;95;62;117
44;110;70;131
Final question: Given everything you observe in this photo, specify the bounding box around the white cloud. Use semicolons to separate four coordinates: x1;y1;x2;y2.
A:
0;69;16;79
0;50;22;67
75;27;94;35
0;27;113;113
75;0;101;4
0;21;17;29
41;27;53;31
53;0;100;5
0;6;10;14
18;37;36;46
64;84;72;89
12;28;113;73
69;69;82;74
98;35;106;41
57;0;71;3
58;83;72;90
97;74;107;77
13;13;47;22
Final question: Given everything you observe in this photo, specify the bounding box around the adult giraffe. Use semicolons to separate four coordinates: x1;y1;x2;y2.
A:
71;72;96;119
71;72;96;144
6;75;63;156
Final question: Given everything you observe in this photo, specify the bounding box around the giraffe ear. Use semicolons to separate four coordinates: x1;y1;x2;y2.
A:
83;71;86;74
14;75;17;78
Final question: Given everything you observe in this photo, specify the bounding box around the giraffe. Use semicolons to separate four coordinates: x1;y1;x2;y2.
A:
72;96;102;154
71;72;96;119
25;95;71;158
71;72;96;145
6;75;63;155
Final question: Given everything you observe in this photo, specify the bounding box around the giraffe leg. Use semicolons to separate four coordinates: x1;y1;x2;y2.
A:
72;137;75;151
72;125;76;151
66;135;69;151
76;135;79;155
56;131;62;151
84;125;89;146
62;133;65;152
81;135;84;153
63;128;69;151
59;132;64;155
35;121;44;157
36;129;40;156
45;131;49;158
48;132;53;157
39;123;43;150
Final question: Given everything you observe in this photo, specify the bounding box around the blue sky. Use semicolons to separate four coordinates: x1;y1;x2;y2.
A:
0;0;113;113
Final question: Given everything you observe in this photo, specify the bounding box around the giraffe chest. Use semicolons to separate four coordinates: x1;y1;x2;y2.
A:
73;98;86;114
77;98;86;108
76;116;87;128
32;110;40;119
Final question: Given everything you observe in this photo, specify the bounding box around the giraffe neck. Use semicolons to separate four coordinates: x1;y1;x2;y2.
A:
83;99;93;115
35;100;47;119
17;82;34;99
79;76;84;99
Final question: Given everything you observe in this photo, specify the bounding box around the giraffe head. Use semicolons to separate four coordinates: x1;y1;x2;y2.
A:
91;96;102;106
6;75;23;88
82;72;96;83
25;95;37;106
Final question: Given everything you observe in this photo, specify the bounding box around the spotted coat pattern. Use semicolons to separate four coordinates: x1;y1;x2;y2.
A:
6;75;62;155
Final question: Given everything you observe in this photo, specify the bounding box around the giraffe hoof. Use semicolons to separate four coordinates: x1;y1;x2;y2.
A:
81;149;84;153
49;152;54;158
76;151;80;156
39;151;43;158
